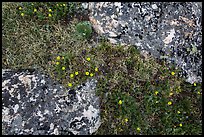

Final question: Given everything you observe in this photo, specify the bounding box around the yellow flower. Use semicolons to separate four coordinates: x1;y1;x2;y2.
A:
177;111;181;114
21;13;24;16
125;118;128;122
169;92;173;96
168;101;172;105
56;62;60;65
70;74;74;78
62;67;65;70
137;127;141;131
90;73;94;77
155;91;159;95
57;4;59;6
86;57;91;61
176;86;181;93
62;57;64;59
19;7;22;10
56;56;60;60
68;83;72;87
75;72;79;75
34;8;37;12
63;4;66;6
85;72;89;75
48;14;52;17
197;91;201;95
156;101;159;103
95;67;98;72
118;100;122;105
49;9;52;12
171;71;175;76
179;123;182;127
193;83;196;86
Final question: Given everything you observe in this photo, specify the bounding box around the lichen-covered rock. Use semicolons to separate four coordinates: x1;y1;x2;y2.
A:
2;69;101;135
85;2;202;84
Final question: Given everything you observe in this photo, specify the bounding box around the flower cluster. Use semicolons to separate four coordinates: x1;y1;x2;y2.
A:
53;55;99;88
16;2;75;22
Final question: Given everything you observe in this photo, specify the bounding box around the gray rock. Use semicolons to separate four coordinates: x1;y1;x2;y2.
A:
81;2;89;9
86;2;202;84
2;69;101;135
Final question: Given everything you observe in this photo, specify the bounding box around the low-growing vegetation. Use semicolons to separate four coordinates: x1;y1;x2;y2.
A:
2;2;202;135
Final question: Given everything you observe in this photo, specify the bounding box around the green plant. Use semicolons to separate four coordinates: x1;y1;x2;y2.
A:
76;21;92;39
16;2;81;24
3;2;202;135
50;50;100;89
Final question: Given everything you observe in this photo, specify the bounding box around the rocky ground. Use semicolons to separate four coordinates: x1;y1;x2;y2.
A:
83;2;202;84
2;2;202;135
2;69;101;135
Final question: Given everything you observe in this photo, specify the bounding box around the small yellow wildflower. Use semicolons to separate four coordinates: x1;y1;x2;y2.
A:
63;4;66;6
171;71;175;76
19;7;22;10
57;4;59;6
90;73;94;77
125;118;128;122
62;57;64;59
156;101;159;103
70;74;74;78
177;111;181;114
21;13;24;16
118;100;122;105
95;67;98;72
176;86;181;93
56;62;60;65
48;14;52;17
48;9;52;12
137;127;141;132
33;9;37;12
68;83;72;87
193;83;196;86
169;92;173;96
86;57;91;61
62;67;65;70
197;91;201;95
168;101;172;105
60;4;62;6
85;72;89;75
75;72;79;75
56;56;60;60
155;91;159;95
179;123;182;127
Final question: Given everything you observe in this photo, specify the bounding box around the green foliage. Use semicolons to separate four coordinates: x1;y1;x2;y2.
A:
16;2;81;24
76;21;92;39
3;2;202;135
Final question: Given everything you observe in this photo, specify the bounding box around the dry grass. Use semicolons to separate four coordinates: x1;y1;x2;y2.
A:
2;2;202;135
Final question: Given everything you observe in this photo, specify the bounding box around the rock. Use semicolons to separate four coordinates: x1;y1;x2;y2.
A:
86;2;202;84
108;31;118;37
81;2;89;9
108;38;118;44
2;69;101;135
